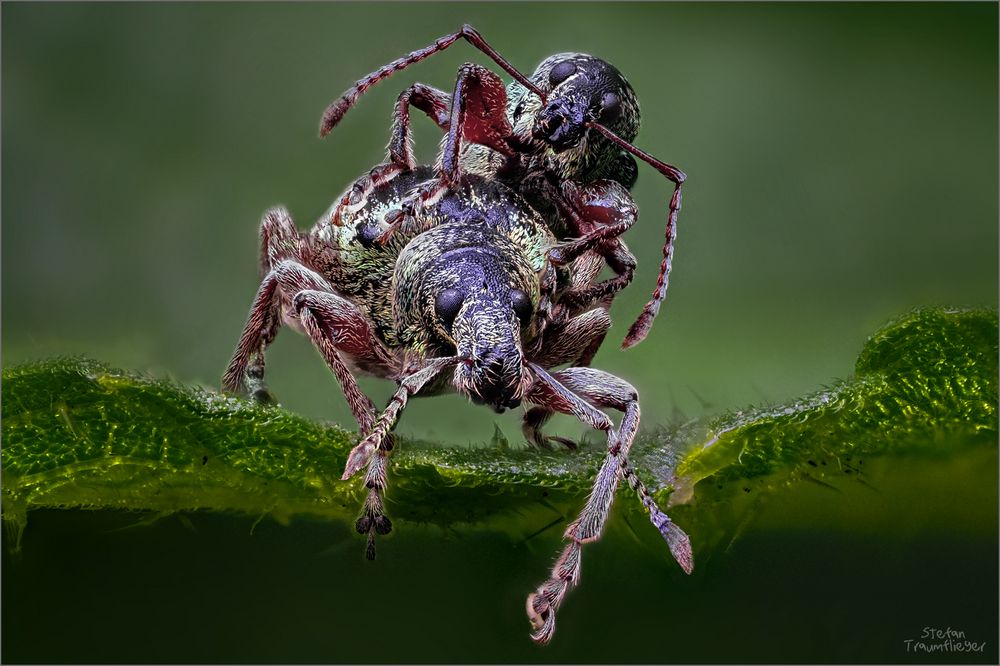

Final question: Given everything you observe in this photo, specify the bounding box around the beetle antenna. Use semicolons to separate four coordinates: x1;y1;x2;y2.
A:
587;122;686;349
618;456;694;573
320;24;546;138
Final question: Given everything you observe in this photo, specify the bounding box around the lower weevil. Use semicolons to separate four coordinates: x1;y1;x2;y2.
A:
223;164;692;644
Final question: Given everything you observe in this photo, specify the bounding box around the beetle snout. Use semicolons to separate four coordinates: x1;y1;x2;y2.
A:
533;101;587;152
464;351;523;413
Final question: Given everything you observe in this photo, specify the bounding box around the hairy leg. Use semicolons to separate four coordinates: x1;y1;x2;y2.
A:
522;308;611;449
292;289;396;433
558;239;637;314
224;245;394;430
223;208;300;399
341;356;464;559
387;83;452;169
522;364;692;644
545;179;639;314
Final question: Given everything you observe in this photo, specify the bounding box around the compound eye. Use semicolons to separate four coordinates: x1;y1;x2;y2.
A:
435;288;464;331
511;289;533;327
548;61;577;87
599;92;621;123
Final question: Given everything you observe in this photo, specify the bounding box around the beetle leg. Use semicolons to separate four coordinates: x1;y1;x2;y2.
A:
541;178;640;315
522;364;693;645
258;207;300;276
387;83;453;170
223;208;301;401
522;308;611;450
439;62;516;187
544;366;691;572
292;289;397;434
222;270;280;402
378;59;517;246
375;61;522;246
320;24;544;138
224;238;395;428
382;61;514;238
560;240;637;314
531;307;610;370
342;355;464;560
342;356;462;479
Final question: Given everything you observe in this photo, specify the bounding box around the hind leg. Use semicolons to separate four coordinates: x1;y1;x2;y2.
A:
223;208;394;428
223;208;299;401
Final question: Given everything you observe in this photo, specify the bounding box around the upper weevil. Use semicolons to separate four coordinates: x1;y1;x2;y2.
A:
222;153;693;643
318;24;687;349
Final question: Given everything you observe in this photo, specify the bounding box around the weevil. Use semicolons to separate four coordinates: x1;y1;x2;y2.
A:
318;24;686;349
222;162;692;644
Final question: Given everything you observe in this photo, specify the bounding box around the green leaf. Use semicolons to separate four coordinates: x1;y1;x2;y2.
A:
2;307;996;550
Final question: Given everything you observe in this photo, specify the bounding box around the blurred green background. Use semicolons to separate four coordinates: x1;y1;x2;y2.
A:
2;3;997;663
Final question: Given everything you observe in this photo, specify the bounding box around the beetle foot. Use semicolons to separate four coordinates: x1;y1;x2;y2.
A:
241;363;278;405
355;483;393;561
250;386;277;405
527;435;576;451
525;540;581;644
526;592;556;644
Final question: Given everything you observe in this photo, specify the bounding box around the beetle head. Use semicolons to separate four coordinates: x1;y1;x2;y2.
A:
514;53;640;155
395;224;539;413
433;247;536;412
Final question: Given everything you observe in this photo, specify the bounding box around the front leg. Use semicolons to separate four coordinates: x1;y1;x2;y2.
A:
558;239;636;314
522;364;693;645
522;307;611;449
292;289;396;434
342;355;464;560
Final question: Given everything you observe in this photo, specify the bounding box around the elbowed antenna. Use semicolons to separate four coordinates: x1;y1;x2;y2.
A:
588;121;686;349
319;25;547;138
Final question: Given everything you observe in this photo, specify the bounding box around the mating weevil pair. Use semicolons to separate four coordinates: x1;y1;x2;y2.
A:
320;25;685;348
223;25;691;645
